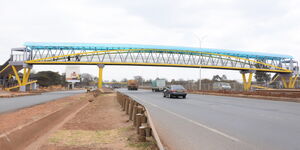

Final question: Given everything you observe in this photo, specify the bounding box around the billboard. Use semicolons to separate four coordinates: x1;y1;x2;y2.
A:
66;66;80;82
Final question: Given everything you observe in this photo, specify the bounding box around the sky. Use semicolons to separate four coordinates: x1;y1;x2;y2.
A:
0;0;299;82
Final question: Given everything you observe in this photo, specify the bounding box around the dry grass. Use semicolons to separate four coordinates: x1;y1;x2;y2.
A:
49;128;125;146
127;138;157;150
48;126;157;150
125;126;158;150
43;92;158;150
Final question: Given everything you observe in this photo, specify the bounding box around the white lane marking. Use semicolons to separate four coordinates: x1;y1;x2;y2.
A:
130;94;241;142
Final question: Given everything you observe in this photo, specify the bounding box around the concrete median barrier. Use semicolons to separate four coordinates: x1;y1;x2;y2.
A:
116;92;165;150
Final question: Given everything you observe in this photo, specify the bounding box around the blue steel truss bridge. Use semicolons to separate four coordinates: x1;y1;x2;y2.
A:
0;42;298;91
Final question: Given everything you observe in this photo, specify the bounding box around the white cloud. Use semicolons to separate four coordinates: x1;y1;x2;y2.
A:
0;0;299;81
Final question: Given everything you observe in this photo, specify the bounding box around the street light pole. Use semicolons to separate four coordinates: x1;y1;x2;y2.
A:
199;64;202;91
193;34;207;91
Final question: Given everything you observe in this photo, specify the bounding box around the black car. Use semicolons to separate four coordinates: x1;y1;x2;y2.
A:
163;85;187;99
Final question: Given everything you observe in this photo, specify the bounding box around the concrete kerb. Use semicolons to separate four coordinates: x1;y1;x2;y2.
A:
116;92;165;150
133;105;138;125
129;100;134;120
126;99;130;115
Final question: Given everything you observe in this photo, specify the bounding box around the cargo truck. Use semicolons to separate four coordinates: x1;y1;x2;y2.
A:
127;80;138;90
151;79;166;92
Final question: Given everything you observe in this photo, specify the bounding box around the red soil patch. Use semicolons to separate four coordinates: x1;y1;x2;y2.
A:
39;93;158;150
0;93;92;134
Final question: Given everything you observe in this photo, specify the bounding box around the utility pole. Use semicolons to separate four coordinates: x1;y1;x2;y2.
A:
193;33;207;91
199;65;202;91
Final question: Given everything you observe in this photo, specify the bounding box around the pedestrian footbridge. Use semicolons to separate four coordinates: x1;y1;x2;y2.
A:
0;42;298;91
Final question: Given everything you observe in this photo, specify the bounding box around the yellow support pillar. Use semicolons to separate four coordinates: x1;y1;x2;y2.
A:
242;73;247;91
22;68;31;86
11;65;21;86
288;76;293;88
25;68;31;84
281;75;298;88
241;71;254;91
97;64;104;89
98;67;103;88
247;72;253;90
269;74;279;84
22;68;27;85
8;74;13;80
281;77;288;88
290;75;298;88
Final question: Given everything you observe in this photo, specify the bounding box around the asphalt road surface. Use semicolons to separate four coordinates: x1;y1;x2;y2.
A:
0;90;85;113
117;89;300;150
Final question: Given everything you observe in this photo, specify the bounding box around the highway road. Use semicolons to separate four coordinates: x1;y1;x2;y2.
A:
117;89;300;150
0;90;85;113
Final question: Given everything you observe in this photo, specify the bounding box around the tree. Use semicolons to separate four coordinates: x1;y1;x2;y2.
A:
61;73;67;86
255;72;271;84
212;74;227;82
81;73;94;86
254;62;271;84
134;76;144;85
212;75;222;81
121;78;128;82
221;75;227;81
31;71;63;87
171;79;176;84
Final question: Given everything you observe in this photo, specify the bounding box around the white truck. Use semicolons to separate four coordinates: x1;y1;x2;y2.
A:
212;82;231;90
151;79;166;92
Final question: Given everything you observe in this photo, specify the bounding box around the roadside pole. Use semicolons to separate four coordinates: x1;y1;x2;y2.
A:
199;66;202;91
97;64;105;88
192;33;206;92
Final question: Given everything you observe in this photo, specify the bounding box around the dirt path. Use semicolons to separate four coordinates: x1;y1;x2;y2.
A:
0;93;91;134
25;101;90;150
39;93;157;150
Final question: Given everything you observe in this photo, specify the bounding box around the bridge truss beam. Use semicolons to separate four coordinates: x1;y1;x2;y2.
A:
18;49;292;73
6;46;299;91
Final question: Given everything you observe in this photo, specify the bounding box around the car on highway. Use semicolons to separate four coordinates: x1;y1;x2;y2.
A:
163;85;187;99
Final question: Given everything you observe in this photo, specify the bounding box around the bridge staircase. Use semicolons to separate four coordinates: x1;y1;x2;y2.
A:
0;57;36;91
